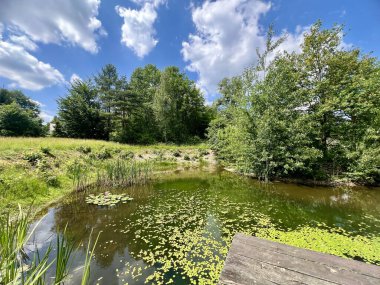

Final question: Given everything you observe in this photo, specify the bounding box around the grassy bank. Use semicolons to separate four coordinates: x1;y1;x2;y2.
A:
0;137;213;215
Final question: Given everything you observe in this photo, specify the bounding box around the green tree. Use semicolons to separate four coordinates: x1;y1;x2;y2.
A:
154;67;208;143
209;21;380;184
0;102;44;136
94;64;127;140
127;64;161;143
57;80;106;139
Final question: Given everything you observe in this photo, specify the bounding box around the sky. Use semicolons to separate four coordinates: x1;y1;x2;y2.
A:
0;0;379;122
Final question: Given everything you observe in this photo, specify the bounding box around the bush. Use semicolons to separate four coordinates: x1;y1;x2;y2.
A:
119;151;134;160
40;146;52;156
96;148;112;160
77;146;92;154
23;152;43;165
198;149;209;156
45;175;60;187
173;150;181;157
184;154;190;161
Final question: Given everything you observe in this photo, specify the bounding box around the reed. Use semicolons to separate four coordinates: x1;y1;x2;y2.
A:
96;160;152;188
54;226;74;284
0;207;100;285
80;229;100;285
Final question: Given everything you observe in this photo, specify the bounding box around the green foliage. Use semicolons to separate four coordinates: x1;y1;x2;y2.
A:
77;145;92;154
55;64;211;144
57;80;106;139
209;21;380;184
23;151;43;165
0;102;44;137
153;66;209;143
96;148;112;160
40;146;52;156
0;207;99;285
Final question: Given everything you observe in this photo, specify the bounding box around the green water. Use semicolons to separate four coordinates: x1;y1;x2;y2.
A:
32;169;380;284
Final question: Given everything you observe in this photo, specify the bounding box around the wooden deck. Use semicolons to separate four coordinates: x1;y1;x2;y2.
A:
219;233;380;285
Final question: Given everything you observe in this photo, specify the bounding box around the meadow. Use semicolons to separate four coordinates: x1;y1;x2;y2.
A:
0;137;211;215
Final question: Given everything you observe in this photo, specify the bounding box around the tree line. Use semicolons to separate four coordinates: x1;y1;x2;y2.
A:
53;64;212;144
208;21;380;184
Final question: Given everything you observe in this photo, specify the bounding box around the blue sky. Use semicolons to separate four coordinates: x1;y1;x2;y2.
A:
0;0;379;122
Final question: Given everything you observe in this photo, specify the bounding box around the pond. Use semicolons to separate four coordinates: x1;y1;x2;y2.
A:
30;169;380;285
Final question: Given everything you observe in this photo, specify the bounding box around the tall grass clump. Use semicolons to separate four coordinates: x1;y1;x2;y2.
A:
67;161;89;192
0;207;100;285
97;160;152;188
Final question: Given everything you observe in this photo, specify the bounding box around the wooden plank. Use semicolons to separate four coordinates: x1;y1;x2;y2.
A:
219;233;380;285
234;234;380;279
230;239;380;285
220;253;334;285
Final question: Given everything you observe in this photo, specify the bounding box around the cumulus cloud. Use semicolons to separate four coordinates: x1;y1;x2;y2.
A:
116;0;166;58
0;0;105;53
40;111;55;123
0;39;65;90
70;73;82;84
181;0;307;96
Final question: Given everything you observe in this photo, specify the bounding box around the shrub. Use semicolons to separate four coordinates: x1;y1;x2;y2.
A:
23;152;43;165
45;175;60;187
198;149;209;156
173;150;181;157
77;145;92;154
184;154;190;161
40;146;52;156
96;148;112;160
119;150;134;160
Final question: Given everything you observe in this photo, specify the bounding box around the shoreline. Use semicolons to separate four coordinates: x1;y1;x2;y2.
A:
223;167;380;188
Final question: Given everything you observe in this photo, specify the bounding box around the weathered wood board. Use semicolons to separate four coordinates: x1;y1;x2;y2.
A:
218;233;380;285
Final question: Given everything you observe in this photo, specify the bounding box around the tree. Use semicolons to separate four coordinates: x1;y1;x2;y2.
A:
127;64;161;144
57;80;106;139
94;64;127;140
0;88;40;116
154;67;208;143
0;88;44;136
0;102;44;136
209;21;380;184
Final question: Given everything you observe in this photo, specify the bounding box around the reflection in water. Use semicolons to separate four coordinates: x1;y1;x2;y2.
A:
32;170;380;284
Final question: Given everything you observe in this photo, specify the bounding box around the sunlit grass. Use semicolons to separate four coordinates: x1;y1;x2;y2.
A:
0;137;211;216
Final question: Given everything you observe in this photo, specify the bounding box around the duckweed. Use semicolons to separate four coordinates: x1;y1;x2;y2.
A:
43;171;380;284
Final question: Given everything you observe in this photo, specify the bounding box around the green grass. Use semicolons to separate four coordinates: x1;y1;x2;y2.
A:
0;207;100;285
0;137;210;216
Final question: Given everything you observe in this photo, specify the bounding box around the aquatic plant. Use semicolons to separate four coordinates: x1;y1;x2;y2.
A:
96;160;152;188
0;207;100;285
85;193;133;207
67;160;89;191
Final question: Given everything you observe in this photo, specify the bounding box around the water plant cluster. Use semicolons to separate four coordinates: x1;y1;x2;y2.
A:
85;193;133;207
0;207;99;285
51;172;380;285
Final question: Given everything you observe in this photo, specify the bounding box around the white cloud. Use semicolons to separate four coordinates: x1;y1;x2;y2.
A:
182;0;307;96
70;73;82;84
0;0;105;53
40;111;54;123
0;39;65;90
116;0;166;58
30;99;46;107
9;35;38;51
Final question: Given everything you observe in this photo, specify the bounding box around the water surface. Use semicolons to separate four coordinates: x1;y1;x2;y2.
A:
31;169;380;284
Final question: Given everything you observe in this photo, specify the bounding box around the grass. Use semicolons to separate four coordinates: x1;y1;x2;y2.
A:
0;207;99;285
0;137;211;216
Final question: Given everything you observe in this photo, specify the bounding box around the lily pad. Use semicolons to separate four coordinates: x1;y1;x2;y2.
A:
86;193;134;206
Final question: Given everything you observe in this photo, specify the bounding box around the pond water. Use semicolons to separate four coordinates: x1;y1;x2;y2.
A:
30;169;380;285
